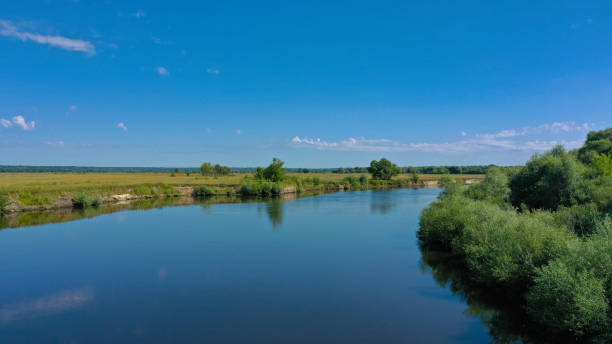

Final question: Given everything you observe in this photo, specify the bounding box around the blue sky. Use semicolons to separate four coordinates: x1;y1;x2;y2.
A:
1;1;611;167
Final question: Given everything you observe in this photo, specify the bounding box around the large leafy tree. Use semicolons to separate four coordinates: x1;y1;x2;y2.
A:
578;128;612;163
510;146;586;210
368;158;400;180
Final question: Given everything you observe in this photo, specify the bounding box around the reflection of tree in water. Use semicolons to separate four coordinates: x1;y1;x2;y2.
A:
266;199;284;229
419;245;574;344
370;190;398;214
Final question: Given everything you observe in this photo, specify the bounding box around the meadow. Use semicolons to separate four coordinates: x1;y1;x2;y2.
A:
0;172;483;209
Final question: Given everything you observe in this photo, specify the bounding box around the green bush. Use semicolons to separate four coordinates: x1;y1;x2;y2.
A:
135;185;153;196
465;167;510;206
159;184;177;196
19;192;52;206
555;203;602;236
419;134;612;341
240;181;282;196
510;146;587;210
312;177;321;186
0;194;8;212
359;174;369;186
72;194;102;209
192;185;214;197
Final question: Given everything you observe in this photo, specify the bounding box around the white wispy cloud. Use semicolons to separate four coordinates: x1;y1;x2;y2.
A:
69;105;77;111
291;122;592;154
207;68;220;75
133;9;146;18
461;131;467;137
0;118;11;128
117;122;128;131
235;129;242;135
156;66;169;76
45;140;65;147
12;115;35;130
0;20;95;55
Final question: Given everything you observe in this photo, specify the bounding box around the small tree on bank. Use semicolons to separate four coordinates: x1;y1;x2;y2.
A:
368;158;400;180
256;158;286;182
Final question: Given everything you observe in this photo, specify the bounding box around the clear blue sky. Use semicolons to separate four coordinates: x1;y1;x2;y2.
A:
1;1;610;167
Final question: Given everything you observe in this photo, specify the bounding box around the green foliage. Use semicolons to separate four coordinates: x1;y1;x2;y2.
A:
201;162;231;176
465;167;510;206
591;153;612;176
239;181;282;196
19;192;52;206
368;158;400;180
258;158;286;182
312;177;321;186
510;145;586;210
555;203;602;236
200;162;213;176
72;193;102;209
159;184;177;196
135;185;154;196
411;172;419;184
359;174;369;186
419;131;612;341
192;185;214;197
0;194;8;212
578;127;612;163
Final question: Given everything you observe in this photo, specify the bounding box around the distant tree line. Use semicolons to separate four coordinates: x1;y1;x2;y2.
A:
200;162;232;176
325;165;494;174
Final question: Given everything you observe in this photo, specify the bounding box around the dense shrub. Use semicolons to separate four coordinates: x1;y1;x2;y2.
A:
73;194;102;209
419;131;612;341
359;174;369;186
527;222;612;336
192;185;214;197
240;181;282;196
159;184;177;196
465;167;510;206
555;203;602;236
510;145;587;210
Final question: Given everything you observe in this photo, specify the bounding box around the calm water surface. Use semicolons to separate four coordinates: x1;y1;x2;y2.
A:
0;189;492;343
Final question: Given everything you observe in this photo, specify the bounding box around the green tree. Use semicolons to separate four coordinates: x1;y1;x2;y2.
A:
578;128;612;163
510;145;586;210
368;158;400;180
258;158;286;182
590;153;612;176
200;162;214;176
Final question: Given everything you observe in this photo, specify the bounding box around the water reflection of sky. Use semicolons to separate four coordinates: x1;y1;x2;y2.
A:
0;189;492;343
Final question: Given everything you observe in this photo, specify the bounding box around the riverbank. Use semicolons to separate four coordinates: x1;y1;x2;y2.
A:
0;172;483;213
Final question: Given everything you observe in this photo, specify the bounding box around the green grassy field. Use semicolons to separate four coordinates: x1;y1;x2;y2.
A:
0;172;484;208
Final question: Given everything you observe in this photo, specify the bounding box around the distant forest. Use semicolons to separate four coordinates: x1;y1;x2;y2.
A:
0;165;494;174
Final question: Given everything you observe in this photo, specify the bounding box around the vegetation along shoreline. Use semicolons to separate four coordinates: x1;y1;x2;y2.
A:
0;158;483;214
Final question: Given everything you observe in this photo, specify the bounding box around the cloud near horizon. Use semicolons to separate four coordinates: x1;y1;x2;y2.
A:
291;121;593;154
117;122;128;131
0;20;95;55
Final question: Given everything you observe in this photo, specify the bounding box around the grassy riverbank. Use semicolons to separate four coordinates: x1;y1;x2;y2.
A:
0;172;483;212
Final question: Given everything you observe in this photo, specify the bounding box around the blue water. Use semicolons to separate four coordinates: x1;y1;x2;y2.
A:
0;189;491;343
